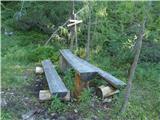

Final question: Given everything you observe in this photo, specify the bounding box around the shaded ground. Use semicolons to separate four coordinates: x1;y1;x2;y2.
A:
1;68;111;120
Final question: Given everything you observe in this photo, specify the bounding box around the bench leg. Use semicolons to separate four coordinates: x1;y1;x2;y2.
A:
60;56;69;73
74;73;90;97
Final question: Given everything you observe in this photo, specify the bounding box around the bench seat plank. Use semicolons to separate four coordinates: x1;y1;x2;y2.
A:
60;49;97;74
60;49;126;88
42;60;68;97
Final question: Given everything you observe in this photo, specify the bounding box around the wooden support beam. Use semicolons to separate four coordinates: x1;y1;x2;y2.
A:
96;85;119;99
39;90;70;101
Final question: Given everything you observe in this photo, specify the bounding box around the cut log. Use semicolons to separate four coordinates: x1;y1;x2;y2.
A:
42;60;68;97
39;90;70;101
62;91;70;101
39;90;51;101
35;67;43;74
96;85;119;99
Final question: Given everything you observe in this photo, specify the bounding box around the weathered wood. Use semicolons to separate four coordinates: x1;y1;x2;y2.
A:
39;90;51;101
35;66;43;74
60;49;97;81
69;19;82;23
60;49;126;88
42;60;68;97
74;73;89;97
96;85;119;99
67;20;82;27
39;90;70;101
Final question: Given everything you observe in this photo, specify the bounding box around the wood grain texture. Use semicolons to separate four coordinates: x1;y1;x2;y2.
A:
60;49;126;88
42;59;68;97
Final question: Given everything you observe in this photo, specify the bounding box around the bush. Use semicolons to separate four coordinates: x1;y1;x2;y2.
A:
28;46;59;62
49;96;67;113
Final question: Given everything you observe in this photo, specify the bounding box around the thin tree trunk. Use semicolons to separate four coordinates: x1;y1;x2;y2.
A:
121;18;146;113
86;1;91;61
74;13;78;49
70;0;75;50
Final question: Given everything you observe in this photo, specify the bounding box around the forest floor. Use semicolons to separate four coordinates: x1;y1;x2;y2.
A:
1;31;160;120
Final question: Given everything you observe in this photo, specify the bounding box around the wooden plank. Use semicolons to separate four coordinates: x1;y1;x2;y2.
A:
69;19;82;23
39;90;51;101
96;69;126;89
67;20;82;27
42;60;68;97
39;90;70;101
60;49;96;74
60;49;126;88
60;49;97;80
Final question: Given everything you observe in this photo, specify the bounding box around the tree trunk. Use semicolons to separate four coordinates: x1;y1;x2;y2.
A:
86;1;91;61
121;18;146;113
70;0;75;50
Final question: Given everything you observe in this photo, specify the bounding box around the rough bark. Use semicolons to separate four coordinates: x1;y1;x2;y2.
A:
121;18;146;113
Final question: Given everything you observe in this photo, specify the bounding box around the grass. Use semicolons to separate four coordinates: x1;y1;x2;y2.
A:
1;29;160;119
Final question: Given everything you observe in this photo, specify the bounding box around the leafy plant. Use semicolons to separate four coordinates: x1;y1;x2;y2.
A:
49;95;67;113
63;69;75;92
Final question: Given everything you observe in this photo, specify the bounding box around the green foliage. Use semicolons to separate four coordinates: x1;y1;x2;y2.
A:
49;96;67;113
1;1;160;119
1;110;17;120
79;88;92;103
63;69;75;92
74;47;86;59
29;46;59;62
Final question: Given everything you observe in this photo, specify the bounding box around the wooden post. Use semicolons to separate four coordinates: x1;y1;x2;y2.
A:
60;55;69;73
74;73;89;97
75;73;81;97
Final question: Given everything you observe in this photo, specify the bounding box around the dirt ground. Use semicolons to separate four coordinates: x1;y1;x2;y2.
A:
1;71;111;120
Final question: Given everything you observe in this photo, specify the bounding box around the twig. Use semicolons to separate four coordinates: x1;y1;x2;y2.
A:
45;6;87;45
45;20;69;45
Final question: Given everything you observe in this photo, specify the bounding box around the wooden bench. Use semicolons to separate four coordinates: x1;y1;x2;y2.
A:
60;49;126;91
42;59;68;98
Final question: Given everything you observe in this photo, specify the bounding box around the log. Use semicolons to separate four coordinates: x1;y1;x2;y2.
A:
35;67;43;74
96;85;119;99
62;91;70;101
39;90;51;101
39;90;70;101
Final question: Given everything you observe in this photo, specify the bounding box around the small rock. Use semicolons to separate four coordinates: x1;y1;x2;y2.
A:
58;116;66;120
0;98;7;108
22;110;37;120
51;113;58;119
35;67;43;74
0;91;4;94
103;98;112;103
74;109;78;113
